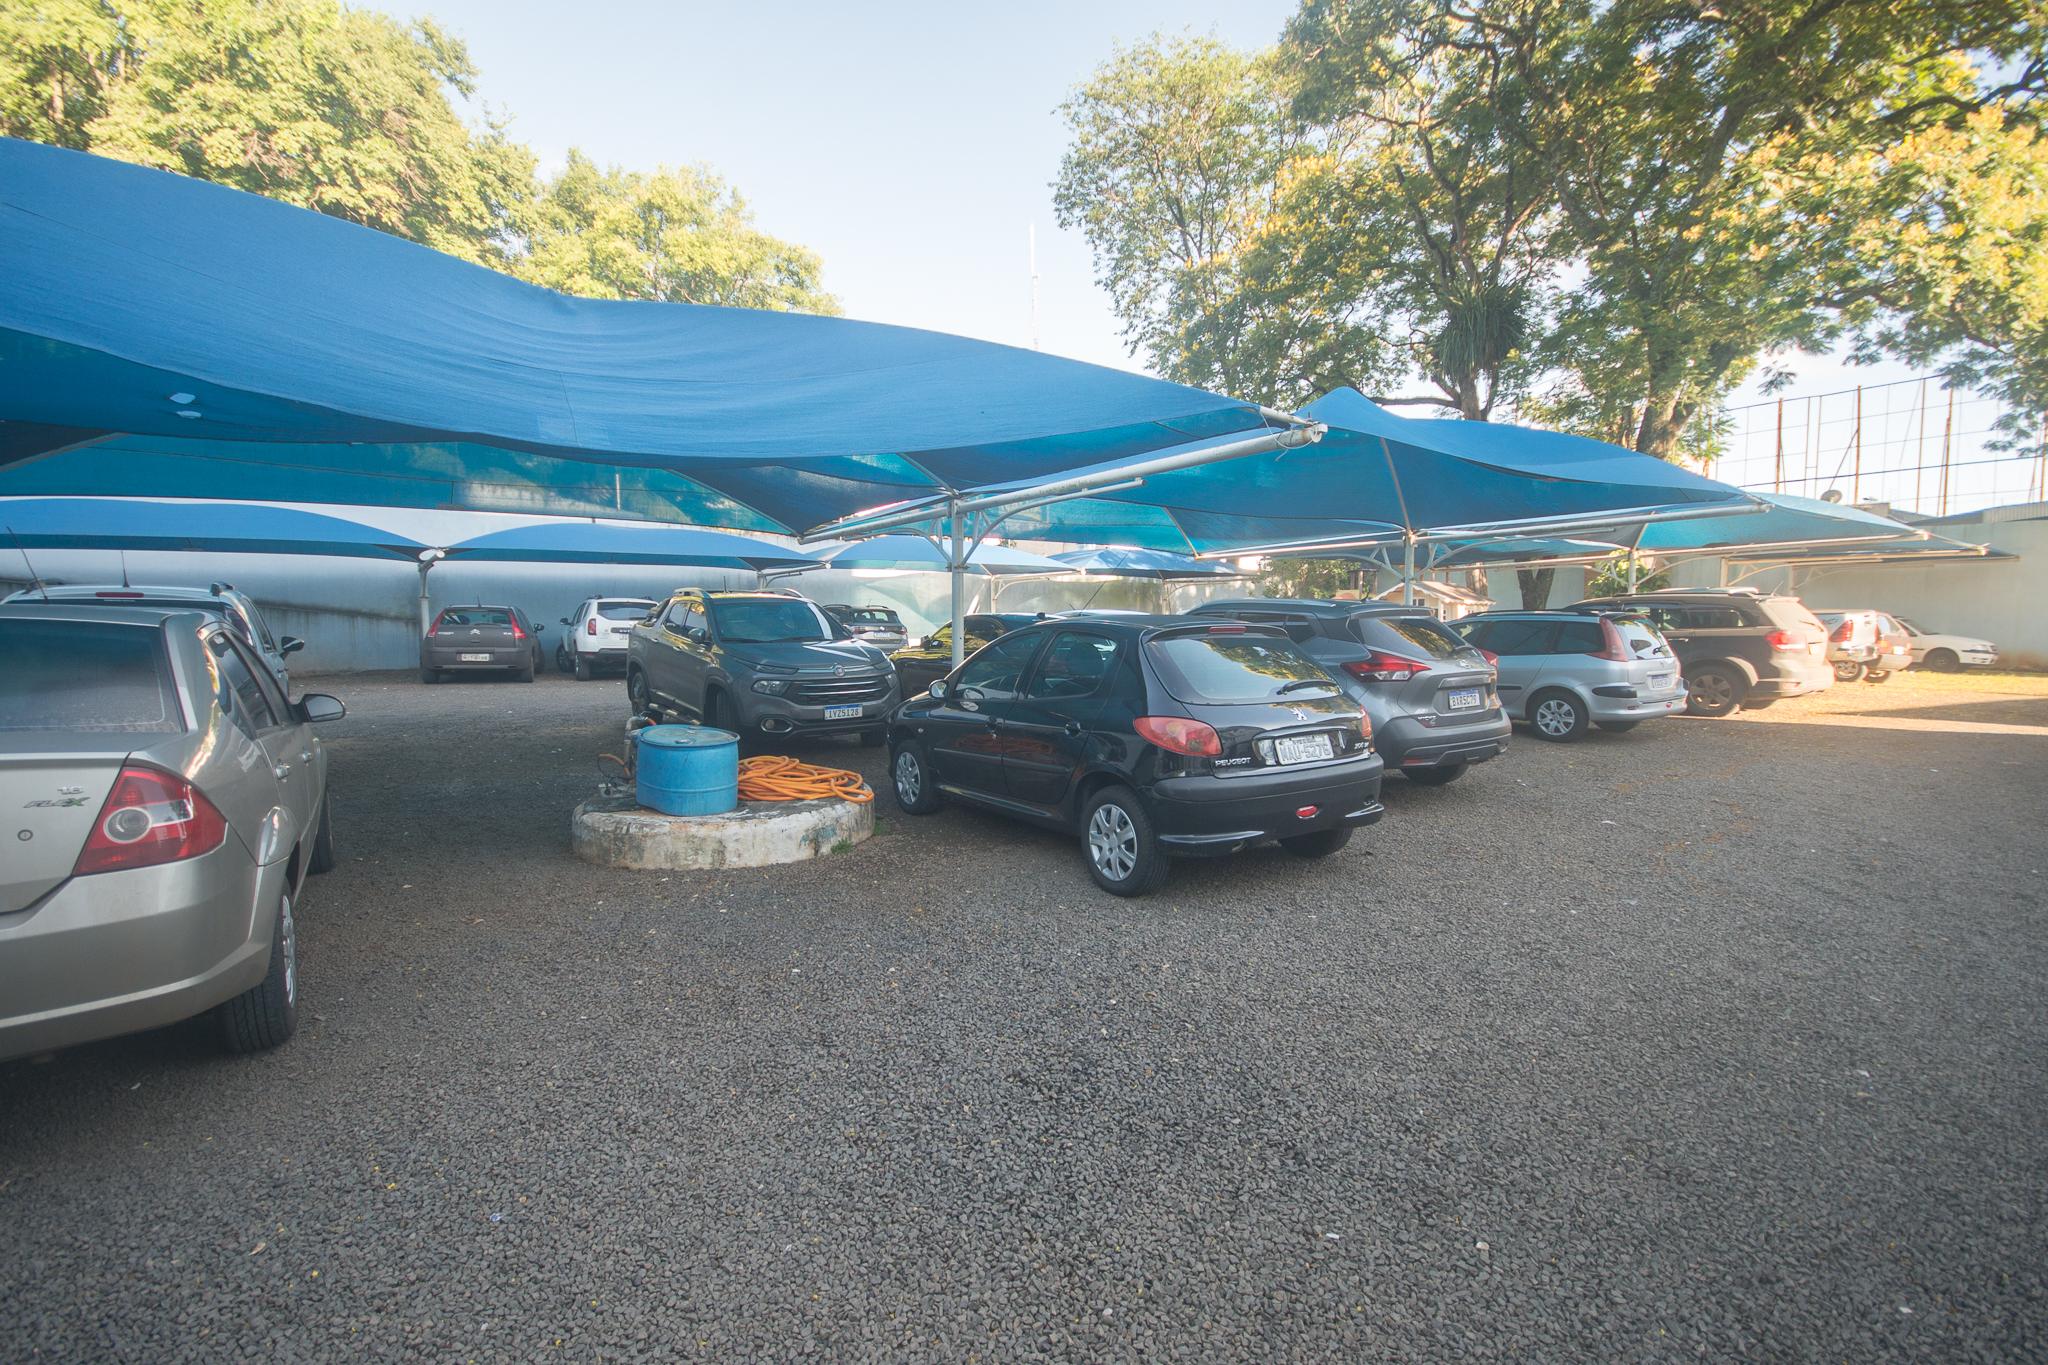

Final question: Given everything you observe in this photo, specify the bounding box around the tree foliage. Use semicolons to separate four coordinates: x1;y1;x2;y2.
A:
509;151;835;312
0;0;835;310
1060;2;2048;459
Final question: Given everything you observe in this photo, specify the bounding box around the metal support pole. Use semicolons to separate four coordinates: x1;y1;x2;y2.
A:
1403;535;1417;605
948;500;968;671
416;561;434;636
1851;385;1863;504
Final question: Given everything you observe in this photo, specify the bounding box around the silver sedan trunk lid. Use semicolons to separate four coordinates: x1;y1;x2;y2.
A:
0;751;127;915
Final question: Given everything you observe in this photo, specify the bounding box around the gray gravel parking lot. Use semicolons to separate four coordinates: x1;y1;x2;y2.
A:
4;671;2045;1361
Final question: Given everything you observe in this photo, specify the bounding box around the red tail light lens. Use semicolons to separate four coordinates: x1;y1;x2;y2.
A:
509;618;527;641
1343;651;1431;682
1587;617;1630;662
586;618;598;636
1829;620;1853;642
1765;629;1799;651
73;766;228;876
1479;648;1500;669
1134;715;1223;757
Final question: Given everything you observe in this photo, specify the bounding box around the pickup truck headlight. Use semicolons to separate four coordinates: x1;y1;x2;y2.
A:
752;679;790;695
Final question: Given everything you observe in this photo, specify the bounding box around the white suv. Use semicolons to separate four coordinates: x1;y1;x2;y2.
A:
557;597;657;679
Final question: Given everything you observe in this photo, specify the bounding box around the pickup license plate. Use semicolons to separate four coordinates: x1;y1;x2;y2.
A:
459;652;492;662
1446;687;1482;710
1272;733;1334;765
823;704;862;720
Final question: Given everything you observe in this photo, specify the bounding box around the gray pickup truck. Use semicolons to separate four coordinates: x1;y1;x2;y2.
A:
626;588;899;745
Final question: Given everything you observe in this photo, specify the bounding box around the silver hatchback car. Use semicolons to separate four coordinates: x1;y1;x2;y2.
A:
1454;610;1687;741
1;605;344;1061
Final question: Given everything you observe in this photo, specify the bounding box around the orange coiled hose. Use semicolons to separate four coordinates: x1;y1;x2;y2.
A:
735;754;874;804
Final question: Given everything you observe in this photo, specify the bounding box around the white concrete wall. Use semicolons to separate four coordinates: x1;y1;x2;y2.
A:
1664;514;2045;669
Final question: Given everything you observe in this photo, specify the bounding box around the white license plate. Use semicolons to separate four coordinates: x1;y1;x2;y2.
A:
823;705;862;720
1650;673;1674;689
1446;688;1482;710
459;653;493;662
1272;733;1334;765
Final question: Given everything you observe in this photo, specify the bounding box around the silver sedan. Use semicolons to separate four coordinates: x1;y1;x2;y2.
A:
1;604;345;1061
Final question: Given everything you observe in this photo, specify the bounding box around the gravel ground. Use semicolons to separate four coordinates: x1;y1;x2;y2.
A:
3;668;2045;1362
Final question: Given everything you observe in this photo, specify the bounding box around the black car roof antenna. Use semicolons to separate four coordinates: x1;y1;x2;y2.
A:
5;525;50;601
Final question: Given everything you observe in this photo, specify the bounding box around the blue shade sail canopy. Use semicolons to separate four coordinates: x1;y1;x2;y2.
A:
963;389;1753;555
1050;547;1248;579
1635;492;1923;554
0;138;1268;529
0;496;424;559
441;521;819;572
802;535;1071;575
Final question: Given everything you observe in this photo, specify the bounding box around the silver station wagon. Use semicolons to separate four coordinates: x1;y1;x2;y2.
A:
1454;609;1687;741
1;604;345;1061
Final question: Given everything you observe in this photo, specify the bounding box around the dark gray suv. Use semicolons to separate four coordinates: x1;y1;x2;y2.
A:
1188;599;1509;785
627;589;898;745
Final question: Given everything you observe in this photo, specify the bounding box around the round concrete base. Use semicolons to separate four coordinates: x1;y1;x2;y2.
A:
571;792;873;870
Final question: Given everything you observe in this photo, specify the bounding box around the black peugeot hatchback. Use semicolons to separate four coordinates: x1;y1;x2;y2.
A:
886;615;1386;895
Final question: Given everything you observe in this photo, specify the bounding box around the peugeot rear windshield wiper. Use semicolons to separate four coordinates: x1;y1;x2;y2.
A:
1276;678;1334;695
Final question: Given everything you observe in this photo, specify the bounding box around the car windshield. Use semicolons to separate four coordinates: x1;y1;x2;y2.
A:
1609;616;1668;655
1365;615;1472;658
1145;632;1340;704
438;608;512;627
596;602;653;620
712;598;839;644
842;609;900;626
0;620;184;734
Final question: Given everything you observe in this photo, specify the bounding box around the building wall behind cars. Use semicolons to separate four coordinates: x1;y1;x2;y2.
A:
1664;508;2047;669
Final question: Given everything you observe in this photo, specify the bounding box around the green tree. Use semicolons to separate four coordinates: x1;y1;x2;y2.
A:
1278;9;1561;418
508;150;838;312
1054;35;1387;406
1325;0;2048;458
0;0;127;147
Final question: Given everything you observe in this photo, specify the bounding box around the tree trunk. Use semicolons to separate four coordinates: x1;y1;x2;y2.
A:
1634;393;1692;460
1516;567;1555;609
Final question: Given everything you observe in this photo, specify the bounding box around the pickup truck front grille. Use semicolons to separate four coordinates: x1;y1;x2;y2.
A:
793;675;892;704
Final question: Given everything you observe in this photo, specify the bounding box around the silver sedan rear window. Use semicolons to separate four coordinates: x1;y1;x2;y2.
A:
0;620;184;733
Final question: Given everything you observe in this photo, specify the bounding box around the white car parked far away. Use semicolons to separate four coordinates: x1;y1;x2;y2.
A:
1895;617;1998;670
557;597;658;679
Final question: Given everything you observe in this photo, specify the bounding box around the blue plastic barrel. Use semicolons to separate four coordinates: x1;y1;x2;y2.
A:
634;725;739;815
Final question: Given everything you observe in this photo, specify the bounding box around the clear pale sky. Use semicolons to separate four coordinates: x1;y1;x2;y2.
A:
380;0;2023;509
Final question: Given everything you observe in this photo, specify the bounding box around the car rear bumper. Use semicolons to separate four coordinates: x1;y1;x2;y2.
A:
1586;686;1689;722
1374;709;1512;770
1149;756;1385;854
0;845;276;1062
1751;657;1834;697
424;647;527;671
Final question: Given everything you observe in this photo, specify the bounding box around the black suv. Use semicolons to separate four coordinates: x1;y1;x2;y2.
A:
1567;589;1833;716
887;615;1385;896
1188;598;1508;784
627;588;899;744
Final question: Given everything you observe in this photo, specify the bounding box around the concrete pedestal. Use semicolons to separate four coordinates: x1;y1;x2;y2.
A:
571;793;873;870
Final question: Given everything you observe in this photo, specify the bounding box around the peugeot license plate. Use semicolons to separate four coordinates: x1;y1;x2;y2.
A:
1447;687;1482;710
1272;733;1334;765
1651;673;1674;689
459;653;492;662
823;705;862;720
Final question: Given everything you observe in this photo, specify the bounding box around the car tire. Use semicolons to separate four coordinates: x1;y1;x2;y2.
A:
555;644;574;674
308;795;337;875
860;727;886;747
420;667;440;685
218;887;299;1054
889;742;946;815
1594;720;1641;733
706;689;739;735
1925;648;1959;671
1280;826;1353;858
1684;666;1744;718
1404;762;1466;785
574;654;593;681
1529;689;1588;741
1864;670;1891;684
517;661;536;683
626;667;653;716
1082;785;1169;897
1832;659;1865;683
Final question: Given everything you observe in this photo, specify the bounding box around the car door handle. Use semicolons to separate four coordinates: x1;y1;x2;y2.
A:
1063;722;1082;736
273;763;292;779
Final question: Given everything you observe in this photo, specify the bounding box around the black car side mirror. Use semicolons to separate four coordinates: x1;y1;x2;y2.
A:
559;617;571;625
298;693;347;723
928;679;948;699
279;636;306;656
533;623;546;632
